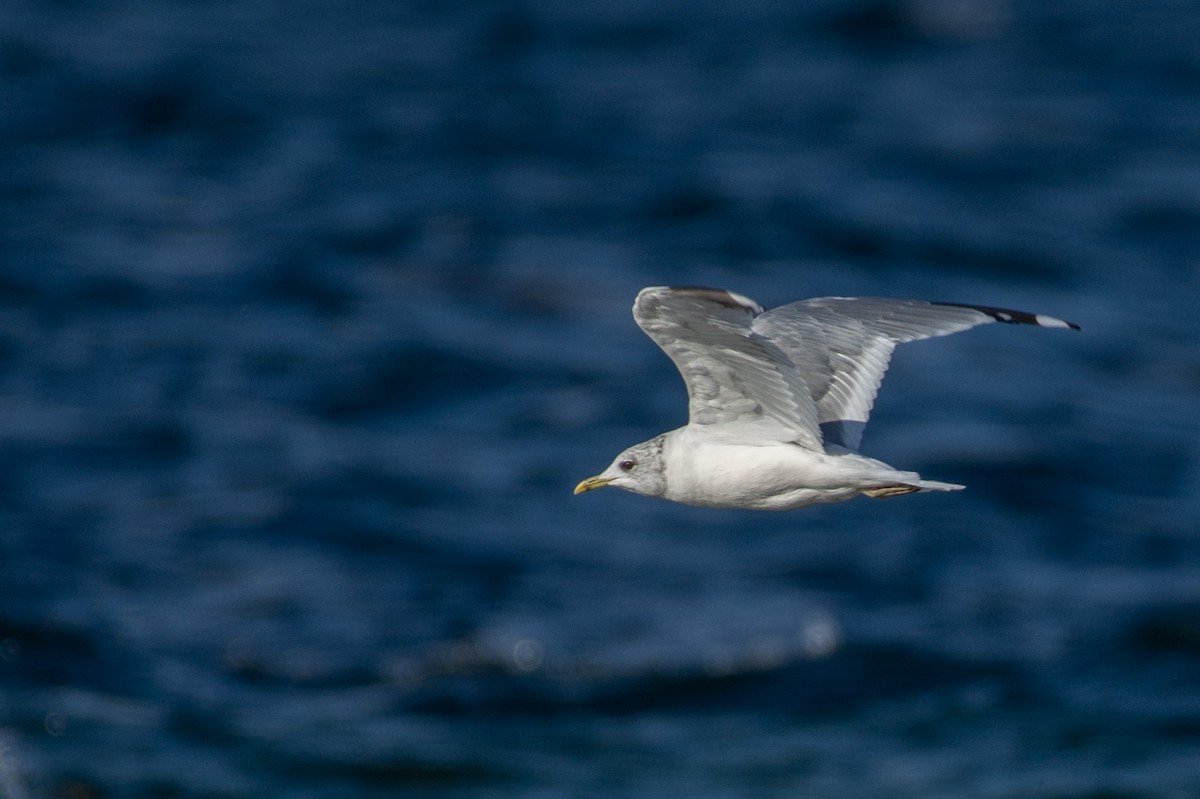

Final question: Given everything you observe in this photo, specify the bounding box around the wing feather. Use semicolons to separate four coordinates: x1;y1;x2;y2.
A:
633;286;823;450
752;297;1078;450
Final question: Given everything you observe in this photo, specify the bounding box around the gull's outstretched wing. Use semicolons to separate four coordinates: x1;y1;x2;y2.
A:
752;297;1079;450
633;286;823;450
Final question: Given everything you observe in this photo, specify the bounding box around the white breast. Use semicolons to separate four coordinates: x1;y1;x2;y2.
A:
661;428;866;510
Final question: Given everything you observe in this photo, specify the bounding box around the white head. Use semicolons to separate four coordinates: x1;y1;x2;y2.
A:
574;436;667;499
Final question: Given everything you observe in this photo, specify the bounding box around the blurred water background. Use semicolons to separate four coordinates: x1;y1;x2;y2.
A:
1;0;1199;796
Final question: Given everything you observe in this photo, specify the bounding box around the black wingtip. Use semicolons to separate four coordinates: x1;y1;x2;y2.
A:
664;286;763;314
931;301;1080;331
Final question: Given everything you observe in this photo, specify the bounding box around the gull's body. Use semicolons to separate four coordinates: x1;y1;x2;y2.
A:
659;428;929;510
575;286;1078;511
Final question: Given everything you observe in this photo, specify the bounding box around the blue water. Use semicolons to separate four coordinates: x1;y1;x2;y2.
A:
1;0;1199;796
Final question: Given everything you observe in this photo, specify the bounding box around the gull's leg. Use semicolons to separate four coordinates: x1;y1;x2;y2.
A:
862;484;922;499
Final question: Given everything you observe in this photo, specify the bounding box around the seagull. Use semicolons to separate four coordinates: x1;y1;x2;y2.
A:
574;286;1078;510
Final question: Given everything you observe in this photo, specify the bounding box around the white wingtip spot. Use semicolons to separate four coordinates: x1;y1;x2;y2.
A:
724;290;763;314
1035;314;1077;330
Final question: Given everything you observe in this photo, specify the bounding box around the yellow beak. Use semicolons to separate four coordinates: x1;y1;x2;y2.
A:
573;475;612;495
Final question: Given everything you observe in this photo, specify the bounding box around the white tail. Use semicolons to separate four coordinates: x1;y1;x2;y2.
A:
914;479;965;492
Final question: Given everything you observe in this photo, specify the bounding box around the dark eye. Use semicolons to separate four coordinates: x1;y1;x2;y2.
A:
619;459;635;471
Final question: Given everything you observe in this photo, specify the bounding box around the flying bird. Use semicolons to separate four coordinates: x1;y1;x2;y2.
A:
574;286;1078;510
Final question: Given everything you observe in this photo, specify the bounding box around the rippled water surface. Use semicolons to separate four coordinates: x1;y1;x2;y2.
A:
1;1;1199;796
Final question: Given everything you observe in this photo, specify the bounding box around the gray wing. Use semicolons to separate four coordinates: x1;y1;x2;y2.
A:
752;297;1079;450
633;286;823;450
